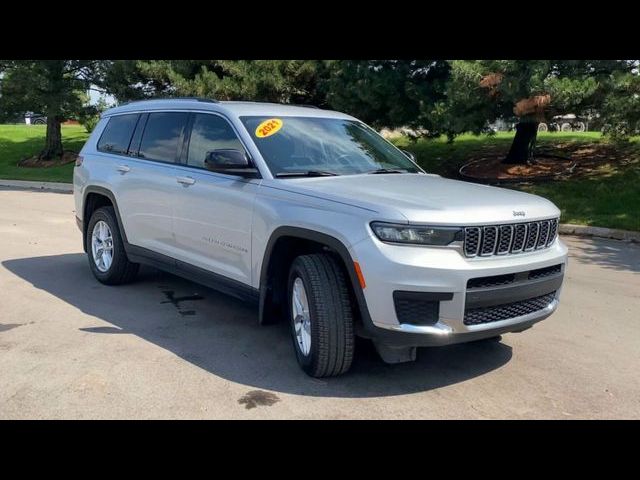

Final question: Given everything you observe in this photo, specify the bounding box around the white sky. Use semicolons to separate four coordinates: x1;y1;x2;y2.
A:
89;88;116;106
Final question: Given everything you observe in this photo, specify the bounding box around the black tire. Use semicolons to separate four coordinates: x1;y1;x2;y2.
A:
287;254;355;377
86;206;139;285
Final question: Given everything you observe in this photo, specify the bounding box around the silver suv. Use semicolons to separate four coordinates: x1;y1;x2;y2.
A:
73;98;568;377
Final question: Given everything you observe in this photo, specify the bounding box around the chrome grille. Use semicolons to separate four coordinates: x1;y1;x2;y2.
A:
463;218;558;258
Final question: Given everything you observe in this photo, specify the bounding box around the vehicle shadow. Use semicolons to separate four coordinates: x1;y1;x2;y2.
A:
2;253;513;398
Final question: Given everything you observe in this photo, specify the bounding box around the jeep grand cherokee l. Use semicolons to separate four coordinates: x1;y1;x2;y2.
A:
73;98;568;377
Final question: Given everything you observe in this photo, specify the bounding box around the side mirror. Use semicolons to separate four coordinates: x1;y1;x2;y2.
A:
401;149;416;162
204;149;259;178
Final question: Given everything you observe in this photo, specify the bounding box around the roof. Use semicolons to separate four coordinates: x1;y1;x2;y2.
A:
102;98;355;120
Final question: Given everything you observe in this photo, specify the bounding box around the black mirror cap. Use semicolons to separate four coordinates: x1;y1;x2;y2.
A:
204;149;260;178
205;148;250;167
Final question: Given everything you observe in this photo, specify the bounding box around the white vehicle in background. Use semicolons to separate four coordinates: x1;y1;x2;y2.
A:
538;114;588;132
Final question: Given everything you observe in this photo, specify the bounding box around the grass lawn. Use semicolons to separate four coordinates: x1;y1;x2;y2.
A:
0;124;89;183
519;166;640;231
395;132;640;232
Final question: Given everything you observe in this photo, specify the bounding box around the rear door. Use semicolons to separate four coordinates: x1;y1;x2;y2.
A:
171;112;259;286
111;111;189;259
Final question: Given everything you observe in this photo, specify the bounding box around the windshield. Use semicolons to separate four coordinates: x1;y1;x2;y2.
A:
240;116;422;176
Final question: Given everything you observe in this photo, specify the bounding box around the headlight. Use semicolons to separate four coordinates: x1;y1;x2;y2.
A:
370;222;462;245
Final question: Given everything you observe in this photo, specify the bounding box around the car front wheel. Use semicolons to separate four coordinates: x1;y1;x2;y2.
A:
287;254;355;377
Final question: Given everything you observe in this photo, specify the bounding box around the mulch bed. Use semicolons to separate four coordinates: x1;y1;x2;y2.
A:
460;155;574;182
18;151;78;168
459;142;629;183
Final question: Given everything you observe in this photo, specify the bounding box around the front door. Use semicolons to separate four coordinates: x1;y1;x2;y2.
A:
171;112;259;286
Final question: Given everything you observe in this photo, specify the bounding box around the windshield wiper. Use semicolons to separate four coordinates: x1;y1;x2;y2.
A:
275;170;339;178
367;168;408;174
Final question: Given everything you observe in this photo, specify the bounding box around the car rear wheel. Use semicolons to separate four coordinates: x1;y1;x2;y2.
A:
287;254;355;377
86;206;139;285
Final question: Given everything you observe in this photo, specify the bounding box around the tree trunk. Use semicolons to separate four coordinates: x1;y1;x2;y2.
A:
503;121;539;165
40;116;64;160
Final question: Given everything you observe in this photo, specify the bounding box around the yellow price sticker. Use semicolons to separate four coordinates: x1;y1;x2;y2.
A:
255;118;283;138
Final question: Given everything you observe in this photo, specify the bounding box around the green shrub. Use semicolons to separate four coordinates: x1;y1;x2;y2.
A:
80;114;100;133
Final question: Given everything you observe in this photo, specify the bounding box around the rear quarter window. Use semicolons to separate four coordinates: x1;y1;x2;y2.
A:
97;114;140;155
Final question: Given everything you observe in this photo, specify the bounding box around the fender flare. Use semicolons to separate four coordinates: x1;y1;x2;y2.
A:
82;186;129;248
258;226;374;327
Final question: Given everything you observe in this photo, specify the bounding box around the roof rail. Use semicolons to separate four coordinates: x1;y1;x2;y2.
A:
172;97;219;103
281;103;320;109
118;96;219;107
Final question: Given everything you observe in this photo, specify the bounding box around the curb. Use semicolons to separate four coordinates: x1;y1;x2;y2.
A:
0;179;73;193
559;223;640;243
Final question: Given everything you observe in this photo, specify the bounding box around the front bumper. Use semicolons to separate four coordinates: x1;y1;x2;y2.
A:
350;234;568;347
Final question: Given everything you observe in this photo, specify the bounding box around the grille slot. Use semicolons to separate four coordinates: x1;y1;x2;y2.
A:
464;227;481;257
497;225;514;254
525;222;540;251
480;226;498;256
467;273;515;289
546;219;558;246
537;221;550;249
464;292;557;325
528;264;562;280
511;224;527;252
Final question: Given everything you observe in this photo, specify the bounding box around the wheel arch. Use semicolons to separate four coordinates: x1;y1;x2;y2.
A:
258;226;372;327
82;186;128;252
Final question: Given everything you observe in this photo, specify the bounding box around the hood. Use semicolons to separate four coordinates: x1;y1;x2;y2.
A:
279;173;560;225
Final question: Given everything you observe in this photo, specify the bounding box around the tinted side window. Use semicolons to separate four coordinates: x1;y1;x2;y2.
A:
187;114;245;168
97;114;140;155
139;112;189;163
127;113;148;157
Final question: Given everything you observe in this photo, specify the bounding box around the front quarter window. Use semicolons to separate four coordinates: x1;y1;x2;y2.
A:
240;116;421;177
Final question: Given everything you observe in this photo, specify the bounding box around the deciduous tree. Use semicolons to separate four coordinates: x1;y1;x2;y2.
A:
0;60;102;160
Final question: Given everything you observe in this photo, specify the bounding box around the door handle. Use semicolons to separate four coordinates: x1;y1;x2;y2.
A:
176;176;196;186
116;165;130;174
